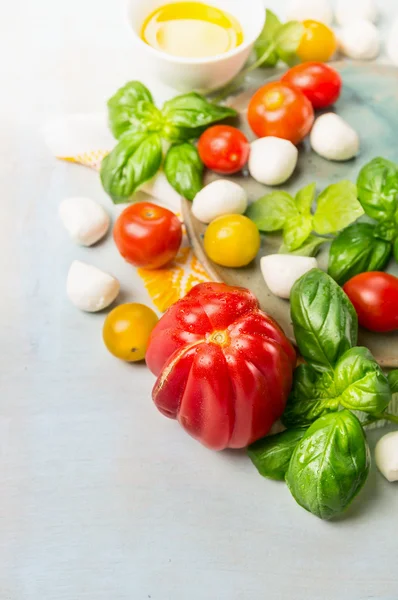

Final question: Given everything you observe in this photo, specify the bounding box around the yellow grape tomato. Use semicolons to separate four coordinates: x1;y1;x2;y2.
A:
297;20;337;63
204;214;261;268
103;303;158;362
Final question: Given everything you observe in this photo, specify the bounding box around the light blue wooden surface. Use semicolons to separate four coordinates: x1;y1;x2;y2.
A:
2;1;398;599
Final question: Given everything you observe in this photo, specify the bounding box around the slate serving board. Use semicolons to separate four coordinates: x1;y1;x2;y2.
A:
182;62;398;367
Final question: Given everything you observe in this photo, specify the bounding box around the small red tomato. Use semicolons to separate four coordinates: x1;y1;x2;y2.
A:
247;81;315;145
281;62;342;110
113;202;182;269
198;125;250;174
343;272;398;333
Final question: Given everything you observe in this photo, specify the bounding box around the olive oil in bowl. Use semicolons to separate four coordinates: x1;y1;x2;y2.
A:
141;2;244;59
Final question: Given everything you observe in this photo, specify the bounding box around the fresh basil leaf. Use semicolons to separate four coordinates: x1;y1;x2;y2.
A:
295;182;316;215
254;9;281;67
164;143;203;201
283;348;391;427
248;427;307;481
283;365;339;428
290;269;358;372
283;213;313;251
107;81;160;138
246;192;296;232
313;181;363;235
286;411;370;520
100;133;162;204
328;223;392;285
279;235;329;257
161;93;237;142
275;21;304;66
357;157;398;221
394;238;398;263
374;220;397;242
388;370;398;395
335;347;391;414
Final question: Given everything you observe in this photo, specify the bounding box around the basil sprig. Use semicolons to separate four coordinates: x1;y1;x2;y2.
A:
254;10;304;68
286;411;370;521
248;269;397;521
100;81;237;203
328;157;398;283
247;181;363;256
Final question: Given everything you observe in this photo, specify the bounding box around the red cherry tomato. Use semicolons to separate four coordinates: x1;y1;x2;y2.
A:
247;81;314;145
343;272;398;333
113;202;182;269
146;282;296;451
281;62;342;110
198;125;250;174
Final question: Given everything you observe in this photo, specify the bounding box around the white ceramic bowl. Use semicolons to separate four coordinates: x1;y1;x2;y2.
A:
126;0;265;93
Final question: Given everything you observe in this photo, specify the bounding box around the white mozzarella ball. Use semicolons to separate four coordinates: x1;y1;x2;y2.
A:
339;20;380;60
192;180;248;224
260;255;318;299
310;113;359;162
375;432;398;482
286;0;333;25
335;0;378;26
67;260;120;312
248;137;298;186
387;18;398;65
59;197;110;246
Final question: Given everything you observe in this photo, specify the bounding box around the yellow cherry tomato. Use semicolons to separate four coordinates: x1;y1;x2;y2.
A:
204;214;261;268
297;20;337;63
103;303;158;362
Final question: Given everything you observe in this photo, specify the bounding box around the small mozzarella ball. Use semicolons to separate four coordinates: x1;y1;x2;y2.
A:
286;0;333;25
375;431;398;482
261;255;318;299
335;0;378;26
387;18;398;65
67;260;120;312
248;137;298;186
310;113;359;162
339;20;380;60
59;197;110;246
192;180;247;224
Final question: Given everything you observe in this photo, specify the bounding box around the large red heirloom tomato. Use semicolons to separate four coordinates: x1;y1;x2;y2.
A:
146;283;296;450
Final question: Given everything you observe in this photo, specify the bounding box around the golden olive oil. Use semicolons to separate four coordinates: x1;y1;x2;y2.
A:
141;2;244;58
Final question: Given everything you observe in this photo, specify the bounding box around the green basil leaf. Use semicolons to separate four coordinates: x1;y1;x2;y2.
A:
313;181;363;235
164;143;203;201
394;238;398;263
290;269;358;372
248;427;307;481
335;347;391;414
283;213;313;251
388;370;398;395
295;182;316;215
107;81;161;138
275;21;304;66
286;411;370;520
328;223;392;285
100;133;162;204
161;93;237;142
254;9;281;67
374;220;397;242
283;365;339;428
357;157;398;221
280;236;329;257
246;192;296;232
279;235;329;257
